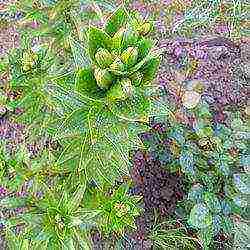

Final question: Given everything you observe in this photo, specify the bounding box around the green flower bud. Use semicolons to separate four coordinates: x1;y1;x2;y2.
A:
109;57;125;73
123;27;139;47
138;22;152;36
0;90;7;105
95;48;114;69
0;105;7;117
107;78;132;101
22;51;38;72
94;68;113;89
112;27;126;50
130;71;143;86
114;202;129;217
121;78;133;97
120;47;138;67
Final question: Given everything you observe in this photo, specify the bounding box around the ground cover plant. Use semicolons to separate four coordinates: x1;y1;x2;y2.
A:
0;0;249;249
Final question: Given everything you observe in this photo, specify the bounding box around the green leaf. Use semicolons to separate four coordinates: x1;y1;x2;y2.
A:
62;238;75;250
233;195;248;208
141;56;160;83
67;184;86;214
179;150;195;175
198;226;213;249
212;215;221;236
137;38;153;62
233;174;250;194
203;192;221;214
105;6;127;36
88;27;111;62
69;36;90;69
221;216;233;235
188;184;204;203
217;162;230;176
15;144;30;165
188;203;213;229
233;219;250;249
75;67;104;98
21;239;29;250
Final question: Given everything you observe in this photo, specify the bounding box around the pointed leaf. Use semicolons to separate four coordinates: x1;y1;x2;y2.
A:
188;203;212;229
233;174;250;194
67;184;86;214
137;38;153;62
141;57;160;83
88;27;111;62
69;36;90;69
105;6;127;36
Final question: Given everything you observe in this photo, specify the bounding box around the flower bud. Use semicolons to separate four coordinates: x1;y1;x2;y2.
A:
109;57;125;73
0;90;7;105
107;78;132;101
138;22;152;36
22;51;38;72
120;47;138;67
121;78;133;97
112;27;126;50
123;27;139;46
129;71;143;86
95;48;114;69
94;68;113;89
114;202;129;217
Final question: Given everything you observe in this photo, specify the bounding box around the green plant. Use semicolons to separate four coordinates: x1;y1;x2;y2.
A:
2;179;96;249
182;106;249;249
1;4;161;248
149;220;199;250
10;5;160;187
95;183;142;236
138;99;249;249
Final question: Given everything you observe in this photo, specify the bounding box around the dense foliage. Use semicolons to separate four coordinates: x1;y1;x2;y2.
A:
0;0;249;249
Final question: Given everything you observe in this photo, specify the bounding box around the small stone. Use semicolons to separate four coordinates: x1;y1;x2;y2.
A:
182;90;201;109
241;62;250;78
245;105;250;116
186;79;204;93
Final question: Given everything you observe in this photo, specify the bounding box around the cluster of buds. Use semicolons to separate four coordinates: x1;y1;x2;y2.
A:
114;202;130;217
0;89;8;118
22;50;38;72
93;42;139;95
79;6;160;103
92;26;151;101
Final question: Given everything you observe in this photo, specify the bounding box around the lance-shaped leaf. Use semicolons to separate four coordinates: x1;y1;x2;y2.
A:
88;27;111;62
69;36;90;69
75;67;105;99
105;6;127;36
188;203;213;229
137;38;153;61
141;56;161;83
67;184;87;214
